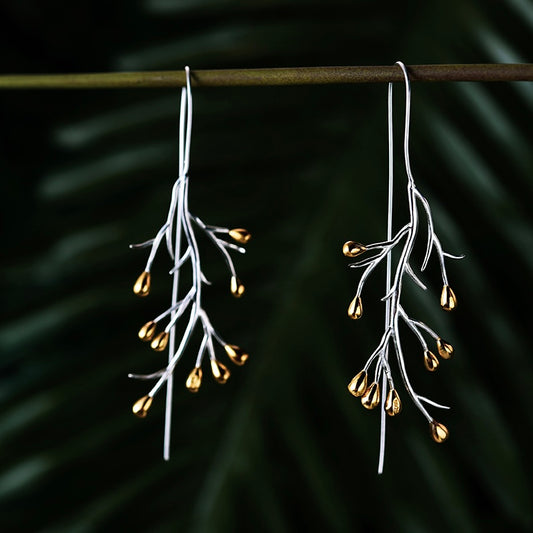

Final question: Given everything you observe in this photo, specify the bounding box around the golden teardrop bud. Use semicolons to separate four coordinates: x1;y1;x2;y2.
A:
348;370;368;397
440;285;457;311
385;388;402;416
361;381;380;410
230;276;245;298
229;228;251;244
185;367;203;393
348;296;363;320
133;271;151;297
138;321;157;341
224;344;249;366
423;350;439;372
132;395;153;418
150;331;169;352
429;420;449;443
437;338;454;360
210;359;231;384
342;241;367;258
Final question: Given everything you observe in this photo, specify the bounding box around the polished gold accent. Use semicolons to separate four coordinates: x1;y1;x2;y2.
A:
133;270;151;297
440;285;457;311
437;338;454;360
230;276;245;298
423;350;439;372
138;321;157;341
361;381;380;409
210;359;231;384
229;228;251;244
224;344;249;366
342;241;367;258
150;331;169;352
348;296;363;320
185;367;203;392
385;389;402;416
348;370;368;397
429;420;449;443
132;395;153;418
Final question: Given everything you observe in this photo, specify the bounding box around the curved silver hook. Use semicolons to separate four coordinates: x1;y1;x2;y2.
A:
181;66;193;176
395;61;415;185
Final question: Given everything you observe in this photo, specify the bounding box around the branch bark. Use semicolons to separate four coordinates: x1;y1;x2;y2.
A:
0;64;532;89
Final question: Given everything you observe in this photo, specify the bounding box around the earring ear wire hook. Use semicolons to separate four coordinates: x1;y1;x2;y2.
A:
378;76;394;474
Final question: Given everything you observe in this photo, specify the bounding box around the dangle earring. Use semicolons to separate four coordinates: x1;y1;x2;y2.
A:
343;61;464;473
129;67;251;460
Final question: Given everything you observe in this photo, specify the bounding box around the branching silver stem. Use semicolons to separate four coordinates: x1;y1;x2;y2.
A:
345;61;463;473
129;67;251;458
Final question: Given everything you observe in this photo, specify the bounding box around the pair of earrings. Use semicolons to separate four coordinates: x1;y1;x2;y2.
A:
129;62;463;471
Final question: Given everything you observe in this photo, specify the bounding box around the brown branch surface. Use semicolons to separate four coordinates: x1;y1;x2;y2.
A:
0;64;532;89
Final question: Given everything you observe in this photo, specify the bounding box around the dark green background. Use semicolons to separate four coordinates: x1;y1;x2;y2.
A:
1;1;532;531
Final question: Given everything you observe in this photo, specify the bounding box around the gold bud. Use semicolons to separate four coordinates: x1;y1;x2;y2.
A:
440;285;457;311
429;420;449;443
342;241;367;258
348;296;363;320
229;228;251;244
230;276;245;298
361;381;380;410
348;370;368;397
150;331;169;352
132;395;153;418
210;359;231;384
437;338;454;360
185;367;203;393
133;271;151;297
385;388;402;416
224;344;249;366
138;321;157;342
423;350;440;372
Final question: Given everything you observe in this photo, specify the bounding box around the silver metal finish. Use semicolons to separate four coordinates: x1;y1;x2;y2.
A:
347;62;463;473
129;67;248;459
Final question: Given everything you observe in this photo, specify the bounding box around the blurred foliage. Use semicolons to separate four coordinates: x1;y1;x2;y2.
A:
0;0;532;531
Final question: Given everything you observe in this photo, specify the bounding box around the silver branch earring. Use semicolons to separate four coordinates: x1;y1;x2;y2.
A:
129;66;251;460
343;61;464;473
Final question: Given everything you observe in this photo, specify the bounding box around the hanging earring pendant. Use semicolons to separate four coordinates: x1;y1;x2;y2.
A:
344;61;464;472
128;67;251;459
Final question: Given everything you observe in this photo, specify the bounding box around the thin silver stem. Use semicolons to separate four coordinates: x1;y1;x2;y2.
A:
378;81;394;475
153;296;187;323
192;215;240;277
399;306;428;350
169;248;191;273
164;287;195;332
129;238;155;249
392;327;432;422
408;318;438;340
149;304;200;397
165;176;182;259
419;396;450;410
195;335;209;367
145;222;170;271
128;369;165;380
363;329;393;372
163;83;189;461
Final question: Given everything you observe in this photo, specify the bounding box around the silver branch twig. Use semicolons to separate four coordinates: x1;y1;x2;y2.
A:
344;62;464;473
129;67;251;460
